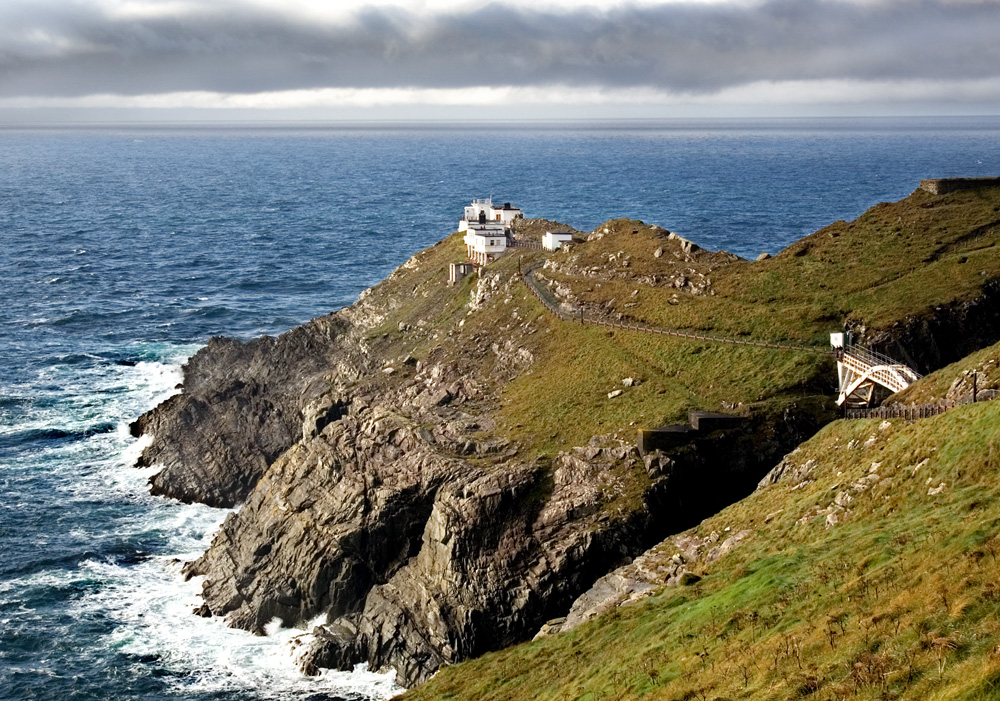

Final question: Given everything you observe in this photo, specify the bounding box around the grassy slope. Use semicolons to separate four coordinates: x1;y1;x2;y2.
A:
557;187;1000;344
373;187;1000;699
892;339;1000;406
401;399;1000;701
358;186;1000;460
355;230;831;458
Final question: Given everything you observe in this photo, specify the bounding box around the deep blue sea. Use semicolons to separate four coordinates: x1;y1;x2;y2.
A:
2;118;999;700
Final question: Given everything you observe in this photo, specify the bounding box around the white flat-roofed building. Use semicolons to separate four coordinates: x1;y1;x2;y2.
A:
489;201;523;226
542;231;575;251
458;198;523;232
464;222;508;266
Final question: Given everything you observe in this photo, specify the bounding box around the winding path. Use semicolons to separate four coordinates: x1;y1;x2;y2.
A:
519;264;829;354
518;264;977;420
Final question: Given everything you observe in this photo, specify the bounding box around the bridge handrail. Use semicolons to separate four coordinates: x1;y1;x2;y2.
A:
842;345;922;378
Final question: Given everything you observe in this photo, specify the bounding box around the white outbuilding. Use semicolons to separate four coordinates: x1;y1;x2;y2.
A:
464;222;508;266
542;231;574;251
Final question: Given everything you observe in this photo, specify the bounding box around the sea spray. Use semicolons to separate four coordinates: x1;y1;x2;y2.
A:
0;346;400;700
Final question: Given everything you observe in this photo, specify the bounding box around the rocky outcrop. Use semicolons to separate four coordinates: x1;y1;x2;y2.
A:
182;387;671;687
554;526;754;635
855;278;1000;375
546;398;836;635
138;312;830;688
129;315;366;507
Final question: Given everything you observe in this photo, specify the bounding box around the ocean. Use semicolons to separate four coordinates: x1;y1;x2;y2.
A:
1;118;999;700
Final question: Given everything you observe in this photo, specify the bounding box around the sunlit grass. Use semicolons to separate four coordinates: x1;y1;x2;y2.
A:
401;402;1000;701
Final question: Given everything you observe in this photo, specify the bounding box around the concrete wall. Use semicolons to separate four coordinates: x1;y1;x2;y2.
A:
920;177;1000;195
637;411;745;455
449;262;475;285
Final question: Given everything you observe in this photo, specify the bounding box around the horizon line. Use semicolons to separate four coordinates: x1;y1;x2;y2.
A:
2;114;1000;129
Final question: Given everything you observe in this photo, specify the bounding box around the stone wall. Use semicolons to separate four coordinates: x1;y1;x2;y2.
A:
920;177;1000;195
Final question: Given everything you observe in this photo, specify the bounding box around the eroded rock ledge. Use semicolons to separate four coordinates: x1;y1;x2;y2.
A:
130;315;365;507
133;312;830;687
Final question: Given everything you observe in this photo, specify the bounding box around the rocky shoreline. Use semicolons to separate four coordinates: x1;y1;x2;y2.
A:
129;254;830;687
130;188;1000;689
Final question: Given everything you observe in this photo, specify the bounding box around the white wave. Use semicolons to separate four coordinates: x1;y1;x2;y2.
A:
52;343;402;699
75;541;400;699
3;341;401;698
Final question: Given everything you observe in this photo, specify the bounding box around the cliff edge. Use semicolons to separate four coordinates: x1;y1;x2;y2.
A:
131;186;1000;688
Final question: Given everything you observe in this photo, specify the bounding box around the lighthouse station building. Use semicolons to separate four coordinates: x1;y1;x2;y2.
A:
460;199;523;266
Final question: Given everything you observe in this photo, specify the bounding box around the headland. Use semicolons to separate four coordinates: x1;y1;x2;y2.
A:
130;180;1000;696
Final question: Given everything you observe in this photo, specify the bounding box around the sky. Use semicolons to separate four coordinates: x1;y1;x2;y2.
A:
1;0;999;122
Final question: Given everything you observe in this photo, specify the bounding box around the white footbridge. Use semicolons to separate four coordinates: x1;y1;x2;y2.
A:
831;333;922;407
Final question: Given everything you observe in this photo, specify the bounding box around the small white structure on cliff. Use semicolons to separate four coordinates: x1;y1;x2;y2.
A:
542;231;574;251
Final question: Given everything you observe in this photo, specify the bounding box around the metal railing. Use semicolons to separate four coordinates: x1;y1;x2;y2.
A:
844;404;950;420
841;345;922;379
510;238;543;250
844;392;994;420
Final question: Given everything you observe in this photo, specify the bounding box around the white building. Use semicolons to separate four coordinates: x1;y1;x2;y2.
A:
464;222;508;266
458;198;523;232
490;201;523;227
542;231;574;251
456;198;524;265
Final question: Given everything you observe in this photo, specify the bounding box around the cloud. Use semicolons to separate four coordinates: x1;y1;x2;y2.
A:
0;0;998;102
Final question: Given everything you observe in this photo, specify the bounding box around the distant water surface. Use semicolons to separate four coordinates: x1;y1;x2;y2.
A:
1;117;999;700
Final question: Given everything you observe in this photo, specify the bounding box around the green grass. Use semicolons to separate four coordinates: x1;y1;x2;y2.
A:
400;401;1000;701
353;188;1000;462
550;186;1000;345
893;339;1000;405
335;189;1000;699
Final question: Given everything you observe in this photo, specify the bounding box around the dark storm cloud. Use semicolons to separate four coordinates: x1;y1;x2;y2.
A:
1;0;998;98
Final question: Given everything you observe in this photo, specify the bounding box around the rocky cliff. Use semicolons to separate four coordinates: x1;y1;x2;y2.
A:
130;317;363;507
131;185;1000;690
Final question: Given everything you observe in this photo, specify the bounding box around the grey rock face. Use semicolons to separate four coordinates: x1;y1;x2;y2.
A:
857;278;1000;374
129;247;834;689
133;314;832;687
132;298;676;688
180;383;662;687
130;315;364;507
